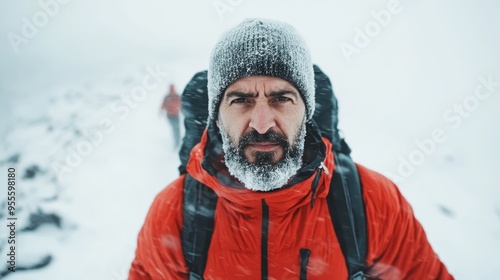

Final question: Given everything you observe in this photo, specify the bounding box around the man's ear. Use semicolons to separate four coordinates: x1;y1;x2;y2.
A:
216;118;220;128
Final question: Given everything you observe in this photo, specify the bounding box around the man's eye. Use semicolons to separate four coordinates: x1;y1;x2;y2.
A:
275;96;292;102
231;98;247;104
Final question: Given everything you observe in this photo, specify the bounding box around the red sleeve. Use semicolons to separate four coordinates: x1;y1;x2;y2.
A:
358;165;454;280
129;176;188;280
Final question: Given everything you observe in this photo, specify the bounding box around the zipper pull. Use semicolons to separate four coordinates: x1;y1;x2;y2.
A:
318;161;329;175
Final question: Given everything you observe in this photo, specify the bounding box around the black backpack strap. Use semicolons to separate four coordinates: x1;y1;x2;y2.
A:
182;174;218;280
327;152;367;280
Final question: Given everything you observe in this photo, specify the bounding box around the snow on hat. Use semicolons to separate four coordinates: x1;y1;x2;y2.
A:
208;18;315;122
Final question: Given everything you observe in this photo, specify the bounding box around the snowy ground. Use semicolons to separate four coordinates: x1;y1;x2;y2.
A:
1;0;499;279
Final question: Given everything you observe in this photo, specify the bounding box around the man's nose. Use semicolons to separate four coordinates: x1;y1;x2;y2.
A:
249;102;276;134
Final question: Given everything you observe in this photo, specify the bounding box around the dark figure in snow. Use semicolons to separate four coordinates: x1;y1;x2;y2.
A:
130;19;454;279
160;84;181;148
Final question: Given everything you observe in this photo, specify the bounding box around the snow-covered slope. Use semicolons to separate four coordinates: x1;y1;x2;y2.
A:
1;0;499;279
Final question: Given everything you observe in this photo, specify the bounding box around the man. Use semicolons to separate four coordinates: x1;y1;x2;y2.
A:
160;84;181;148
130;19;453;279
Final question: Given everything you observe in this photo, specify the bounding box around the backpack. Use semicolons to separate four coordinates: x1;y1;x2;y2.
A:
179;65;367;280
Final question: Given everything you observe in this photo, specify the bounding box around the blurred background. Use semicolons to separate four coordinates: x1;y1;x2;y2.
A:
0;0;499;279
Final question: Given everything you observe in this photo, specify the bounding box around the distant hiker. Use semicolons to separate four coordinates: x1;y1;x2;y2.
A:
130;19;454;279
160;84;181;148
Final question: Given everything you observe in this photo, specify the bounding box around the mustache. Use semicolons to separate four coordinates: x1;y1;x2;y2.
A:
238;130;288;149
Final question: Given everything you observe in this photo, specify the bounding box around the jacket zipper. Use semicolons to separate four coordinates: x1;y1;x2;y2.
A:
261;199;269;280
299;248;311;280
310;161;330;209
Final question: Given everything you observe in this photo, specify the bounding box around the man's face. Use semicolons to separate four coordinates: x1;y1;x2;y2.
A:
216;76;307;191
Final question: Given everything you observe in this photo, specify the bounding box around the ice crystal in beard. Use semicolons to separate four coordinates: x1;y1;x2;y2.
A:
219;120;306;192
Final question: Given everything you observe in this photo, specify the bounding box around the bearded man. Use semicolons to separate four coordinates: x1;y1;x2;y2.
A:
129;18;453;280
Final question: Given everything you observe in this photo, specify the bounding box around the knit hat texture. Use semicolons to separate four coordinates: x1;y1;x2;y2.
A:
208;18;315;122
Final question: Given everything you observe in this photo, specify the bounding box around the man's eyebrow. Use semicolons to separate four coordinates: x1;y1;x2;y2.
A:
224;91;255;100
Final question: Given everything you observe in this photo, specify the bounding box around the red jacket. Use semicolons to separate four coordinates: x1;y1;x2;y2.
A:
162;93;181;116
129;130;453;279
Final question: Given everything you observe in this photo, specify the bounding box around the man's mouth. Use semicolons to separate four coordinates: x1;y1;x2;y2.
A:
247;142;281;152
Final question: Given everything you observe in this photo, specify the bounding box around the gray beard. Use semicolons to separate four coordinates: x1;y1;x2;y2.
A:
219;121;306;192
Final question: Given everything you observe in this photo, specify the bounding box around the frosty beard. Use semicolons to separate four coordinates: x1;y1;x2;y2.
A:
219;120;306;192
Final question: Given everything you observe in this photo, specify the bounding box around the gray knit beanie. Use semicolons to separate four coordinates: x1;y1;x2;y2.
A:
208;18;315;122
